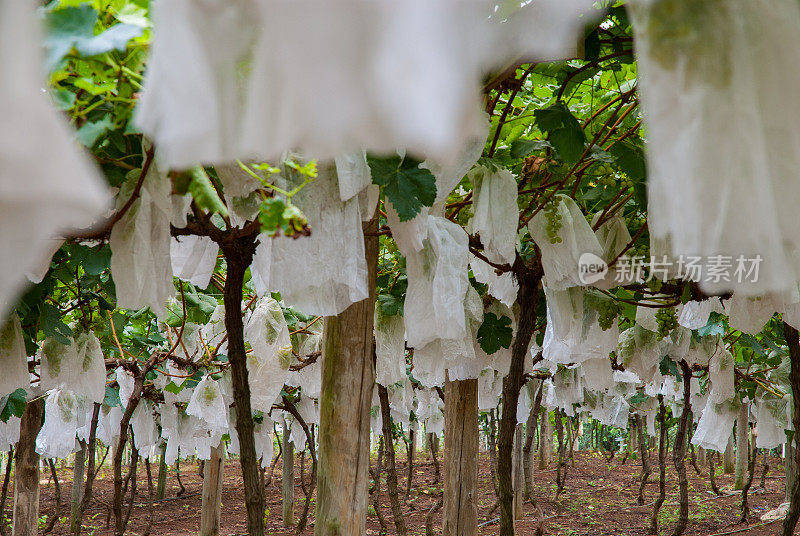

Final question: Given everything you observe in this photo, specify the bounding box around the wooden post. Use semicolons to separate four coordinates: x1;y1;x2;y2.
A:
538;411;553;470
512;424;524;521
697;447;706;467
200;443;225;536
443;378;478;536
12;398;44;536
724;433;735;474
69;441;87;533
282;425;294;526
315;216;378;536
156;442;167;500
734;402;749;489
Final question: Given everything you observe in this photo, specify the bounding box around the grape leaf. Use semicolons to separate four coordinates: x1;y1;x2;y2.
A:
189;167;229;217
477;313;513;355
659;355;680;378
533;103;586;164
368;155;436;222
0;389;27;423
44;6;143;70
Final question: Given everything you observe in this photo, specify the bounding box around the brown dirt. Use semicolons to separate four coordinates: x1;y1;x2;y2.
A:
24;449;796;535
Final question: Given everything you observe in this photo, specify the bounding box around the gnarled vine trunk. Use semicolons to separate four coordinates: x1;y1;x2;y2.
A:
220;234;263;536
781;321;800;536
670;361;692;536
497;264;541;536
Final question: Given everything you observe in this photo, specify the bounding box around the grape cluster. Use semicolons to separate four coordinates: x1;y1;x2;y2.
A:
544;200;563;244
597;300;622;331
595;163;615;186
655;307;678;340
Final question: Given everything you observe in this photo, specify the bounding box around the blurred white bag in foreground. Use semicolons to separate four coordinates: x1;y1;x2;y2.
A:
0;0;109;321
139;0;597;169
632;0;800;295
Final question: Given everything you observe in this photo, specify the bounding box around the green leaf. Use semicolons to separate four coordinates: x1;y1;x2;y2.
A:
164;381;183;395
51;89;76;111
698;312;726;337
378;294;403;317
44;6;143;70
658;356;680;378
40;304;73;345
104;385;121;408
0;389;27;423
368;155;436;222
608;141;647;182
550;126;586;164
189;167;229;217
477;313;513;355
76;117;114;147
510;139;551;159
629;391;649;406
533;103;586;164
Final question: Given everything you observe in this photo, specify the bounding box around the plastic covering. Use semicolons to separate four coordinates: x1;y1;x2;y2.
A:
692;397;739;452
135;0;258;169
617;325;662;384
543;287;618;365
470;255;518;307
755;397;787;449
37;389;86;458
73;332;109;404
385;128;486;257
404;216;469;349
289;321;323;399
630;0;800;295
186;375;229;444
244;297;292;412
374;305;407;386
131;401;159;457
528;195;604;290
250;162;367;316
116;366;136;408
580;357;614;393
724;294;781;335
468;165;518;265
253;417;275;468
0;0;110;321
0;314;31;397
0;416;20;452
334;151;372;202
216;164;262;200
171;235;219;289
709;349;735;403
678;298;723;330
162;392;217;463
478;368;503;411
97;405;123;446
200;304;227;355
592;214;634;288
415;388;444;436
139;0;596;166
109;163;175;318
546;366;583;416
388;379;414;426
39;337;78;392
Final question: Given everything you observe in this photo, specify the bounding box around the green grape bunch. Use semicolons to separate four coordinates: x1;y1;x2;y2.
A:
544;200;563;244
597;299;622;331
655;307;678;339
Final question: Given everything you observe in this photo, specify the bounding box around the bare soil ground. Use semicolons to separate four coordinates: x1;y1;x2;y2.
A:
28;449;795;535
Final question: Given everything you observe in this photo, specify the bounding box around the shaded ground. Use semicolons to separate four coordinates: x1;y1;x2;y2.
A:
28;449;795;535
